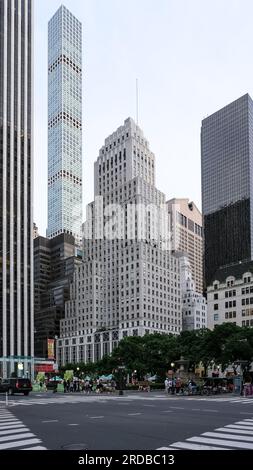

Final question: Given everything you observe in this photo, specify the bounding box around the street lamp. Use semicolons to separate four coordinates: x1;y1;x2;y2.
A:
76;367;80;392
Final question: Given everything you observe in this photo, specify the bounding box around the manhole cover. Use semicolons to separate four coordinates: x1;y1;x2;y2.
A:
62;444;87;450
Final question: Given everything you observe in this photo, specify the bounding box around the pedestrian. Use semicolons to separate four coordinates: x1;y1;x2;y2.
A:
175;377;181;394
164;378;169;394
84;380;90;394
171;378;175;395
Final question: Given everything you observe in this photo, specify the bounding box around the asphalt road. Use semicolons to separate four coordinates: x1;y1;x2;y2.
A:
0;392;253;450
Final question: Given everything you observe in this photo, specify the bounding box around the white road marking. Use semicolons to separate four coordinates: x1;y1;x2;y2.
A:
42;420;58;423
22;446;47;450
216;427;253;435
128;413;141;416
188;436;253;449
161;416;253;451
0;409;46;450
202;409;218;413
89;416;104;419
0;428;30;436
226;424;253;431
68;423;80;426
234;421;253;426
0;419;20;422
169;406;184;410
169;442;230;450
157;447;178;450
0;432;35;443
0;438;42;450
0;424;25;430
202;431;253;442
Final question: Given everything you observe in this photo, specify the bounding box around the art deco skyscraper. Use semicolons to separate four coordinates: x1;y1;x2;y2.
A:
57;118;182;366
0;0;34;377
47;5;82;245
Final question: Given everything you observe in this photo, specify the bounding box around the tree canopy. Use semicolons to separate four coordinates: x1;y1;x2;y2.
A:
60;324;253;379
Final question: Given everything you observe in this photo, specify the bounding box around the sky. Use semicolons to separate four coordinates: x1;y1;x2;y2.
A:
34;0;253;236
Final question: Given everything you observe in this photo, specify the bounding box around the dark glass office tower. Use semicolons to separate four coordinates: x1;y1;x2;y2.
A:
0;0;34;378
201;94;253;288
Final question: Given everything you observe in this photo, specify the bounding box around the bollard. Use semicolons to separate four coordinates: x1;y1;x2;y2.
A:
5;392;8;407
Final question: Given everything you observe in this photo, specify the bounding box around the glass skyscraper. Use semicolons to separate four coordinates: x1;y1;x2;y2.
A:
47;5;82;245
201;94;253;287
0;0;34;378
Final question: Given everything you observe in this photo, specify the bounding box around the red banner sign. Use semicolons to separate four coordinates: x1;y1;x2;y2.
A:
35;364;54;372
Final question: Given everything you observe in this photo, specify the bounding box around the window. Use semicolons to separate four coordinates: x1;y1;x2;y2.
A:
214;313;219;321
214;293;218;300
214;304;218;310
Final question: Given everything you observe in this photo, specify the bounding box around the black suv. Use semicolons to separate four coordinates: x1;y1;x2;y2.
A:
0;378;32;396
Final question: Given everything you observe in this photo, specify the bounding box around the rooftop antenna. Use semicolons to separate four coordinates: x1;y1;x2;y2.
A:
136;78;139;126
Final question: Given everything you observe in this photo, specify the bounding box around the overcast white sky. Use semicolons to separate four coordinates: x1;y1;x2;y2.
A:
34;0;253;236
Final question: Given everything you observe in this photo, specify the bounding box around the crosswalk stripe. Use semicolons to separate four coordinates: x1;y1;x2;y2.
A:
0;409;47;450
188;436;253;449
216;427;253;435
0;394;252;408
157;447;174;450
0;415;17;417
0;428;30;436
235;421;253;426
168;441;230;450
22;446;47;450
226;425;253;430
0;432;35;443
0;422;22;428
0;438;42;450
202;431;253;442
0;424;26;431
0;419;20;422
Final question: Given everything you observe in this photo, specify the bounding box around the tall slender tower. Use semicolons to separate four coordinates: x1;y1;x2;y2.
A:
0;0;34;378
47;5;82;245
201;94;253;287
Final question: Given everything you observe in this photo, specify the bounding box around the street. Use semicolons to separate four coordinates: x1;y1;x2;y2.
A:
0;392;253;450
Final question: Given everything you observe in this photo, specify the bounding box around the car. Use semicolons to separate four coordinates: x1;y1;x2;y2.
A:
0;379;10;393
0;378;32;396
